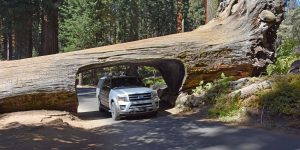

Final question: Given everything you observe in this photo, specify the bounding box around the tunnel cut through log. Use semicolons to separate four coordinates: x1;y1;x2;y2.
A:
0;0;285;113
76;59;186;105
77;59;186;94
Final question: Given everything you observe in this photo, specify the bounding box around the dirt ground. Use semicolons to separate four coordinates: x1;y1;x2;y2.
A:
1;109;300;150
0;108;181;130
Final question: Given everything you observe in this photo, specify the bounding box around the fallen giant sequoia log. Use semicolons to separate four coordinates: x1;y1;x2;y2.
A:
0;0;284;113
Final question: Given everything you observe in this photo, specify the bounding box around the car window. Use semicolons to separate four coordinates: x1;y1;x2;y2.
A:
97;79;102;87
111;77;144;88
103;79;111;89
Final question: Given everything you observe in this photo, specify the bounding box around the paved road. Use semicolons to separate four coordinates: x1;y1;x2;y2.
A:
77;88;99;113
75;88;300;150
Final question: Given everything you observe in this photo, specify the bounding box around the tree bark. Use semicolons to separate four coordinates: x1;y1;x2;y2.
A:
129;0;139;41
8;32;13;60
91;69;98;86
2;33;7;59
206;0;220;23
40;0;59;56
177;0;183;33
0;0;285;113
78;73;83;86
229;80;272;99
14;12;33;59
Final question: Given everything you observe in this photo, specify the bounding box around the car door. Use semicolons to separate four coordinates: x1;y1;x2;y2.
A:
100;79;111;108
96;79;103;100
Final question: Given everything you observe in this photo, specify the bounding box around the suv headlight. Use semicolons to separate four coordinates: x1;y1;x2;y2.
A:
152;90;159;99
117;96;128;102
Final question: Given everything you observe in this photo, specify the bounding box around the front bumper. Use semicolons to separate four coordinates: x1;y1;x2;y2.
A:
117;99;159;115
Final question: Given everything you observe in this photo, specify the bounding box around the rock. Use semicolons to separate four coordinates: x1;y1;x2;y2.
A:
175;93;204;110
289;60;300;74
259;10;276;23
230;78;250;90
42;118;70;126
176;93;190;109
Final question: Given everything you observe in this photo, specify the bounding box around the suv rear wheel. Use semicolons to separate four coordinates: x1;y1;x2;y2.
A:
111;102;120;121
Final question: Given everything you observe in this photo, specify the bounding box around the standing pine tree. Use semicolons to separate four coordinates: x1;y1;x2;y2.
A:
14;0;34;59
40;0;59;56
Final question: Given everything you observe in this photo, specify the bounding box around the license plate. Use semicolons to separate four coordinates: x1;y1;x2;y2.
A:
138;107;146;111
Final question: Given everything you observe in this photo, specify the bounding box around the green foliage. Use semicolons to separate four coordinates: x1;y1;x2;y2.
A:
193;73;231;98
143;77;166;87
191;73;241;117
208;94;241;117
58;0;206;52
260;75;300;116
59;0;178;52
267;7;300;75
192;81;213;95
138;66;160;78
192;73;241;117
1;0;206;58
184;0;206;31
138;66;165;87
291;8;300;42
266;39;300;75
59;0;112;51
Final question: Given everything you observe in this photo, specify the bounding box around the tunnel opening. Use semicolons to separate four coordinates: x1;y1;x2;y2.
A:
74;59;186;119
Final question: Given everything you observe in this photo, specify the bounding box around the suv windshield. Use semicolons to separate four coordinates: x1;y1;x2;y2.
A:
111;77;144;88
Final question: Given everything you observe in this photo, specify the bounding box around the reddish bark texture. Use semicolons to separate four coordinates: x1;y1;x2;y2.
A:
40;0;59;56
177;0;183;33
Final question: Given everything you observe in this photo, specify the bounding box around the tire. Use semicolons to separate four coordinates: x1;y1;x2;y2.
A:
111;102;120;121
150;111;158;117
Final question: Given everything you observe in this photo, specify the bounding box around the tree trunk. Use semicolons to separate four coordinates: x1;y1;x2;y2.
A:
8;32;13;60
40;0;59;56
206;0;220;23
229;80;272;99
129;0;139;41
91;69;98;86
14;12;33;59
0;21;2;59
2;34;7;59
0;0;285;113
177;0;183;33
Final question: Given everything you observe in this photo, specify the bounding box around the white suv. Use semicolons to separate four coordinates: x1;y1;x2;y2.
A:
96;76;160;120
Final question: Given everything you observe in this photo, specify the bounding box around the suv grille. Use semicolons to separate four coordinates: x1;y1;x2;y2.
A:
128;93;152;101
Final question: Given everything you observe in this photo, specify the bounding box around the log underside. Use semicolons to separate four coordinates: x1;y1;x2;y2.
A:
0;0;284;113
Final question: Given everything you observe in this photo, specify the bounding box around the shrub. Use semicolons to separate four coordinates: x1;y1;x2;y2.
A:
260;74;300;116
208;94;241;117
192;73;241;117
267;39;300;75
143;77;166;88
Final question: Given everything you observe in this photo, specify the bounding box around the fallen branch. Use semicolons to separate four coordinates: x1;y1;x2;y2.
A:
229;80;272;99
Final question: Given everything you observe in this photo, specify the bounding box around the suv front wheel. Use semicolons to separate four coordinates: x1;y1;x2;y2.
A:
111;102;120;121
